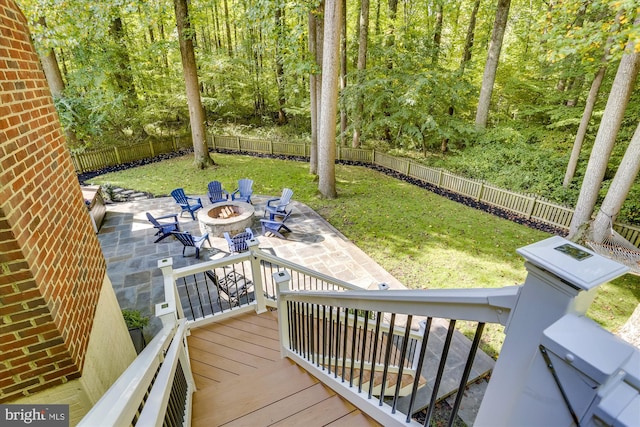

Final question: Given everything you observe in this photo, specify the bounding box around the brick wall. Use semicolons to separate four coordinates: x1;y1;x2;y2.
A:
0;0;106;402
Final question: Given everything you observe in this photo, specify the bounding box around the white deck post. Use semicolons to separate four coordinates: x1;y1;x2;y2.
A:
157;258;183;322
274;270;291;358
248;238;268;313
474;236;628;427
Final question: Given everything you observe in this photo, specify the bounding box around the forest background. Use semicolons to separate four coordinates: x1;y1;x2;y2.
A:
17;0;640;224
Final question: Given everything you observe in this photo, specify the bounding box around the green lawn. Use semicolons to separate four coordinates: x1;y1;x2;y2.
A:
89;152;640;358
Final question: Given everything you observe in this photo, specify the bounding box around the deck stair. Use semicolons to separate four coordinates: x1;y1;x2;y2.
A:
188;311;381;426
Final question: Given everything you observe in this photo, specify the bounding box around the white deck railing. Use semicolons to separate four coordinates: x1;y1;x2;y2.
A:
83;237;640;426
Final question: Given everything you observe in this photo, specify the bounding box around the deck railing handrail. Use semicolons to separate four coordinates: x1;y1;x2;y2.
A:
78;319;195;427
88;237;638;426
73;135;640;246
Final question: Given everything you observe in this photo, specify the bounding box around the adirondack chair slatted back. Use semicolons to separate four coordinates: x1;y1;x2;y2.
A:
207;181;229;204
260;210;292;239
232;178;253;203
264;188;293;218
146;212;180;243
171;188;203;220
224;228;254;253
171;231;209;258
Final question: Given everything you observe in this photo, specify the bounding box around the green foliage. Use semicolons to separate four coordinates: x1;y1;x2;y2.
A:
122;308;149;330
90;153;640;358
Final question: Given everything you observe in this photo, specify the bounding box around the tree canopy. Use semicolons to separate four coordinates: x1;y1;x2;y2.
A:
16;0;640;222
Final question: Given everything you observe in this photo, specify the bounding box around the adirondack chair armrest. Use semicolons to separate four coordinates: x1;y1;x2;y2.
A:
265;197;279;207
154;213;179;222
231;189;241;198
186;196;202;204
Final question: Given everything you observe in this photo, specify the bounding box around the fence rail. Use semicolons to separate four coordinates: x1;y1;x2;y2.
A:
73;135;640;246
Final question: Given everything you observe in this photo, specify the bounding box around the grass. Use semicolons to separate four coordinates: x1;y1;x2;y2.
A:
88;152;640;358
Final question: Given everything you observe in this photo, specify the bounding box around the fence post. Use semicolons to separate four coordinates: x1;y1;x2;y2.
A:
437;170;443;187
73;153;84;174
274;270;292;358
172;136;178;152
406;160;411;176
114;146;121;165
148;141;155;158
525;195;536;219
372;149;376;165
248;239;267;314
211;135;217;150
476;182;484;201
475;236;628;426
236;136;241;152
269;139;274;155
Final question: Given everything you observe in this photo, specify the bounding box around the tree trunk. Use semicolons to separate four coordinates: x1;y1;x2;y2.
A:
109;16;137;100
562;65;607;187
223;0;233;57
352;0;369;148
431;1;443;66
562;13;620;188
173;0;214;168
591;122;640;243
318;0;341;199
309;3;324;176
339;0;347;146
475;0;511;128
275;5;287;125
568;28;640;238
37;18;78;146
460;0;481;74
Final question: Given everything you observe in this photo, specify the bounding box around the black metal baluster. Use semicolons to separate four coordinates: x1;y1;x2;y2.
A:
368;312;382;399
447;322;485;427
423;319;457;426
391;315;413;413
341;307;350;382
406;318;432;422
379;313;396;406
358;311;370;393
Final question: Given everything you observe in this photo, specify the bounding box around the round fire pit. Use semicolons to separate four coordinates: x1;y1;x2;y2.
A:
199;201;255;237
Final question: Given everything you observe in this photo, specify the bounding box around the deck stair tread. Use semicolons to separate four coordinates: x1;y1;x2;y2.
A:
189;311;382;427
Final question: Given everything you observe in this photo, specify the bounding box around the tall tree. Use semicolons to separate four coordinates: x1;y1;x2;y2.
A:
569;29;640;238
109;15;137;101
351;0;369;148
309;1;324;176
223;0;233;57
431;1;443;66
318;0;341;198
475;0;511;128
173;0;214;168
591;122;640;243
339;0;347;146
275;2;287;125
36;17;78;146
563;10;621;188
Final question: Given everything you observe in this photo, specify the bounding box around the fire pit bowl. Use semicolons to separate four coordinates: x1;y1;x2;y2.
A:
199;201;255;237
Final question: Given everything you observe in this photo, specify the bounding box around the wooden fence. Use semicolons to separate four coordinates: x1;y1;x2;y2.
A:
71;135;640;246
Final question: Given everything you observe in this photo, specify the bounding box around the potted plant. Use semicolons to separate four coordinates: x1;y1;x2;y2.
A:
122;309;149;354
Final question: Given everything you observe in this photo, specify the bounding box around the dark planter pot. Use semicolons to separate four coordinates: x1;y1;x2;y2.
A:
128;327;147;354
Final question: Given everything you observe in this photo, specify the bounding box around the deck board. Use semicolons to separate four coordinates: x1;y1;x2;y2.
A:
189;311;381;427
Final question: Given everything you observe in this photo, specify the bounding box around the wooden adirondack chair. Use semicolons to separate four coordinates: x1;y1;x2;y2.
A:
231;178;253;204
171;231;210;259
264;188;293;218
145;212;180;243
223;228;254;253
171;188;203;220
207;181;230;204
260;210;292;239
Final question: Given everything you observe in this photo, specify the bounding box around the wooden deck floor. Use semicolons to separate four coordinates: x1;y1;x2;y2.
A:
188;310;381;426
